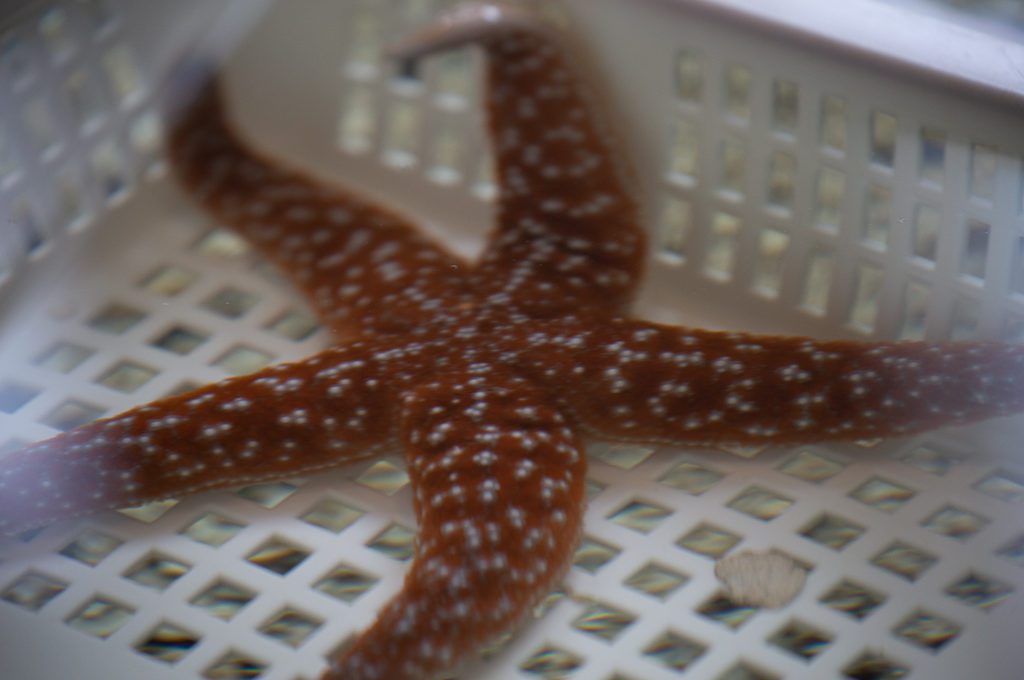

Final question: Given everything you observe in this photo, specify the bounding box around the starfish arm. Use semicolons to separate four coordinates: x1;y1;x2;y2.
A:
392;3;646;318
0;342;397;534
517;318;1024;445
167;82;468;337
324;370;586;680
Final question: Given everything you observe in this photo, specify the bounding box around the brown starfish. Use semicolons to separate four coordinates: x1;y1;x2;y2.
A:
2;3;1024;679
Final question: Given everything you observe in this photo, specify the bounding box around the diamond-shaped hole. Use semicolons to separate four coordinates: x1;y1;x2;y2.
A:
366;523;416;562
180;512;246;547
60;529;123;566
607;499;673;533
123;553;191;591
871;542;937;581
800;514;865;551
190;580;256;621
117;499;178;523
246;538;310;575
727;486;793;521
65;596;134;638
768;620;833;660
0;380;40;413
945;572;1013;610
236;481;298;508
778;449;847;483
849;477;915;513
134;621;200;664
139;265;198;296
203;650;268;679
151;325;209;355
719;662;780;680
922;505;989;540
893;610;961;651
717;442;767;459
642;630;707;672
96;361;158;393
259;606;323;648
897;444;959;475
40;399;105;431
301;498;364;533
201;287;259;319
975;469;1024;502
266;309;319;341
519;644;583;677
314;563;379;603
0;571;68;611
214;345;275;376
996;534;1024;566
658;461;723;495
677;523;740;558
194;228;250;257
697;592;757;630
623;562;689;600
842;652;911;680
571;601;636;642
88;303;145;334
572;536;622;573
355;460;409;496
820;580;886;620
34;342;94;373
589;442;655;470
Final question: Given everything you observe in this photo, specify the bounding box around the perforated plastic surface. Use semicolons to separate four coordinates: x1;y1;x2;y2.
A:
2;1;1024;679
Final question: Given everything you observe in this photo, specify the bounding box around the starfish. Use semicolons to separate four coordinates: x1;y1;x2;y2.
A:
2;3;1024;679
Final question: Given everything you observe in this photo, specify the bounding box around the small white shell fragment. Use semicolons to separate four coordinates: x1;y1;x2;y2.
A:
714;550;807;609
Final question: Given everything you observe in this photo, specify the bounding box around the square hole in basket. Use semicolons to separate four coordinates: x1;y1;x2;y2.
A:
236;481;298;508
1;571;68;611
921;505;989;540
753;226;790;298
151;325;209;355
34;342;94;373
0;380;40;413
870;111;897;168
849;477;915;513
642;630;706;672
139;265;198;296
181;512;246;547
519;644;583;677
975;470;1024;502
266;309;320;341
96;361;158;393
674;49;703;103
779;449;847;483
656;196;693;263
65;596;135;639
355;460;409;496
607;499;673;534
919;126;946;186
727;486;793;521
301;498;365;533
589;442;655;470
573;536;622;574
314;563;379;603
659;461;723;495
969;142;997;201
201;287;260;319
893;610;961;651
800;514;864;550
864;184;892;249
60;529;123;566
945;572;1013;610
820;580;886;620
366;523;416;562
40;399;106;431
260;606;323;648
194;228;250;257
123;553;191;591
698;592;757;630
246;538;311;575
572;601;636;642
677;523;740;559
871;542;937;581
820;94;847;151
88;303;145;334
117;498;178;523
191;580;256;621
203;650;268;679
134;621;200;664
768;620;833;660
705;210;741;280
214;345;275;376
842;652;911;680
896;444;959;475
623;562;688;601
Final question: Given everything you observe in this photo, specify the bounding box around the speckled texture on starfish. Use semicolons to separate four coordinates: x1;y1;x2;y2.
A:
2;3;1024;679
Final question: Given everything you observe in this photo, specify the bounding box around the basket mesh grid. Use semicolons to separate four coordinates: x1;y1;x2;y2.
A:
2;1;1024;679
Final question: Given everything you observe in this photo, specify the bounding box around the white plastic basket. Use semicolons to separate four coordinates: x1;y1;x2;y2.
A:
2;1;1024;678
